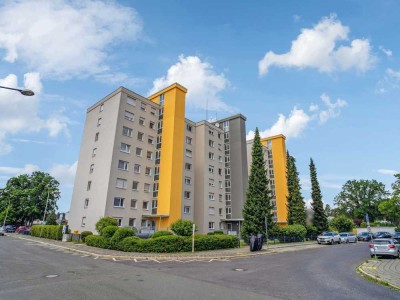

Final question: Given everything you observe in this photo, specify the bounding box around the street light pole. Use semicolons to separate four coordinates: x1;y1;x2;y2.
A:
39;189;50;238
0;85;35;96
2;198;11;227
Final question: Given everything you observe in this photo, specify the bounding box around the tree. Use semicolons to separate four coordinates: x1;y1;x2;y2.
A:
46;213;58;225
242;128;273;241
0;172;60;225
324;204;332;217
286;152;307;226
330;215;354;232
171;219;195;236
95;217;118;235
333;180;389;221
378;174;400;225
309;159;328;233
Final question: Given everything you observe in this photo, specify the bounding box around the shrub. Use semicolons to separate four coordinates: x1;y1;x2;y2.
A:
30;225;63;240
95;217;118;235
395;226;400;232
171;219;195;236
330;216;354;232
80;231;93;242
207;232;215;235
151;230;173;238
118;236;141;252
135;236;192;253
85;235;112;249
194;235;238;251
306;225;318;236
110;228;135;249
101;226;119;238
279;225;307;239
213;230;224;235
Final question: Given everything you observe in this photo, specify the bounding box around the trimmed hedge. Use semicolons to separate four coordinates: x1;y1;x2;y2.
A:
151;230;173;238
171;219;194;236
194;235;238;251
118;236;141;252
30;225;63;240
80;231;93;242
101;226;119;238
110;228;135;249
278;225;307;239
85;235;112;249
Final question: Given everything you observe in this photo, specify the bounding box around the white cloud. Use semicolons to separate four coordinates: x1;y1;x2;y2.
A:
259;15;375;75
318;94;347;123
379;46;393;57
293;15;302;22
0;73;70;154
48;161;78;187
0;0;142;79
386;68;400;80
375;68;400;94
149;55;233;112
0;164;40;176
377;169;399;176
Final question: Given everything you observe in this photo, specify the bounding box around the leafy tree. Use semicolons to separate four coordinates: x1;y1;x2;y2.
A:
286;152;307;226
242;128;273;241
334;179;388;221
95;217;118;235
46;213;58;225
309;158;328;233
0;172;60;225
378;197;400;225
330;215;354;232
171;219;195;236
324;204;332;217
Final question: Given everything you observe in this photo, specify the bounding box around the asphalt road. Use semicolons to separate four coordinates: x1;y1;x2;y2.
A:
0;236;399;300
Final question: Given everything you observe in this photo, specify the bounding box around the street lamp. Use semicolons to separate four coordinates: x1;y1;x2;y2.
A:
0;85;35;96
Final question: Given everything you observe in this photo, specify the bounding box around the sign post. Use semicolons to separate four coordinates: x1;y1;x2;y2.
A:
366;214;376;259
192;224;195;253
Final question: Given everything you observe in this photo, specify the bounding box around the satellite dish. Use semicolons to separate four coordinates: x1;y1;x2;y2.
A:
215;122;220;128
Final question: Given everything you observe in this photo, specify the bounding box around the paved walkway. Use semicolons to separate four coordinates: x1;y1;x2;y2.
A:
359;259;400;290
7;233;322;261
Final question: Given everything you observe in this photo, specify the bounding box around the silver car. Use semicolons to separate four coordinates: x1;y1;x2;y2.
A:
339;232;357;243
0;226;5;236
369;238;400;258
317;232;341;245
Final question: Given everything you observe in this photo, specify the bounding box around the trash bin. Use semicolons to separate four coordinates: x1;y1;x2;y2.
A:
249;235;258;252
257;234;264;250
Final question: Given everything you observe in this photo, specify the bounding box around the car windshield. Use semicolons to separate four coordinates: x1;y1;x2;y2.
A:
361;232;370;236
322;232;333;236
340;233;347;237
373;240;391;244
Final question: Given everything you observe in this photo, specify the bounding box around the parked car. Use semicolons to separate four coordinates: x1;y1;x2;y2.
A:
0;226;5;236
16;226;29;233
5;225;16;233
374;231;392;238
339;232;357;243
317;232;341;245
357;232;374;241
392;232;400;242
370;238;400;259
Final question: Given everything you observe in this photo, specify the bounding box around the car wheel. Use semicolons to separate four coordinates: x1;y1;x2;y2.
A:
338;239;341;244
331;239;334;245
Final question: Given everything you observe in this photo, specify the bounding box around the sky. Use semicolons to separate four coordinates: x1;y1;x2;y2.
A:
0;0;399;212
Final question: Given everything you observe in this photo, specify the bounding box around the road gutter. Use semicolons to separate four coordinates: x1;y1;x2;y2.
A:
357;260;400;292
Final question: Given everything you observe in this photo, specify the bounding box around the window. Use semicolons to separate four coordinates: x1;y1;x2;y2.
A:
136;132;143;141
132;181;139;191
113;197;124;207
185;149;192;158
225;144;230;151
186;137;192;144
267;140;272;148
156;151;161;160
87;181;91;191
140;102;147;111
122;126;133;137
150;107;156;116
115;218;123;227
186;124;192;132
129;218;136;227
97;118;102;126
184;206;191;214
127;96;136;106
225;181;231;188
145;167;152;176
225;156;230;163
153;182;159;192
135;147;142;157
209;179;215;187
91;148;97;157
208;222;215;230
130;199;137;209
141;219;147;227
226;207;232;215
116;178;127;189
156;136;162;145
208;207;215;215
184;191;191;199
218;168;222;176
84;198;89;208
148;136;154;144
208;193;215;201
100;104;104;112
118;160;128;171
120;143;130;153
209;152;214;160
159;93;165;106
218;132;221;139
185;177;191;185
89;164;94;173
219;208;223;216
225;194;231;201
218;156;223;163
154;166;160;175
224;132;229;139
219;181;223;189
223;120;229;132
209;165;214;173
152;200;158;209
209;129;214;136
149;121;155;130
185;163;192;171
159;108;164;116
219;194;223;201
134;164;141;174
157;121;163;130
144;183;151;192
139;117;145;126
225;168;230;175
125;111;134;121
81;217;86;227
95;132;99;142
143;201;149;210
147;151;153;160
209;140;214;147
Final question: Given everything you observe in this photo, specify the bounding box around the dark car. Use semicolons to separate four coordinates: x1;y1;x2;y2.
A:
5;225;16;233
357;232;374;241
374;231;392;238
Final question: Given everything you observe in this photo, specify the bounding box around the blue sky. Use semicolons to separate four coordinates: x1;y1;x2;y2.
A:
0;0;399;212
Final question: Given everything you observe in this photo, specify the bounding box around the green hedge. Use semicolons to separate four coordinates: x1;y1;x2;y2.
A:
30;225;63;240
110;228;135;249
80;231;93;242
118;236;141;252
277;225;307;239
171;219;194;236
193;235;238;251
151;230;173;238
101;226;119;238
85;235;112;249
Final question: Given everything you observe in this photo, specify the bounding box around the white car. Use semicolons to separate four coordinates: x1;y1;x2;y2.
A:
370;239;400;258
0;226;5;236
317;232;341;245
339;232;357;243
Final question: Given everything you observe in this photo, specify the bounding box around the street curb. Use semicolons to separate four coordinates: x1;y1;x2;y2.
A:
357;261;400;292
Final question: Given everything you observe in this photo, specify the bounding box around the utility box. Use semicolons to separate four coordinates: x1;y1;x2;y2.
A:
62;233;72;242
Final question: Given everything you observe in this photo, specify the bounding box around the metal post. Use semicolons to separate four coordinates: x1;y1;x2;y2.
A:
192;224;195;253
39;190;50;238
2;198;11;227
265;216;269;245
238;221;241;247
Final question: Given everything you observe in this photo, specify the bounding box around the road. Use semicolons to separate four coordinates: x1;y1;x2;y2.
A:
0;236;398;300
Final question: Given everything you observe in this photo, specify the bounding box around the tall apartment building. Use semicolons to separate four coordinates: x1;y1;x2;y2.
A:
247;134;288;226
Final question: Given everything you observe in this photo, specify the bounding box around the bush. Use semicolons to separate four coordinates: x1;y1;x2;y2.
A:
118;236;141;252
214;230;224;235
85;235;112;249
194;235;238;251
80;231;93;242
95;217;118;235
171;219;195;236
279;225;307;240
30;225;63;240
330;216;354;232
151;230;173;238
110;228;135;249
306;225;318;236
101;226;119;238
395;226;400;232
135;236;192;253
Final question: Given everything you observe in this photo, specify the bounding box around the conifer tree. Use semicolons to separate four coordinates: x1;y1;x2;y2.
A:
309;158;328;233
242;128;273;241
286;152;307;226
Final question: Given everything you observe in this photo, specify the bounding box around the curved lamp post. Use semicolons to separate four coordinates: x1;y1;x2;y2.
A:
0;85;35;96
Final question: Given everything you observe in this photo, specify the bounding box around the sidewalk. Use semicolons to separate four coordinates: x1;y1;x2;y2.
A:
7;233;322;261
359;259;400;290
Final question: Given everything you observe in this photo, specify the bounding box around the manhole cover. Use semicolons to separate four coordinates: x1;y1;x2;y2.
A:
45;274;59;278
233;268;246;271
